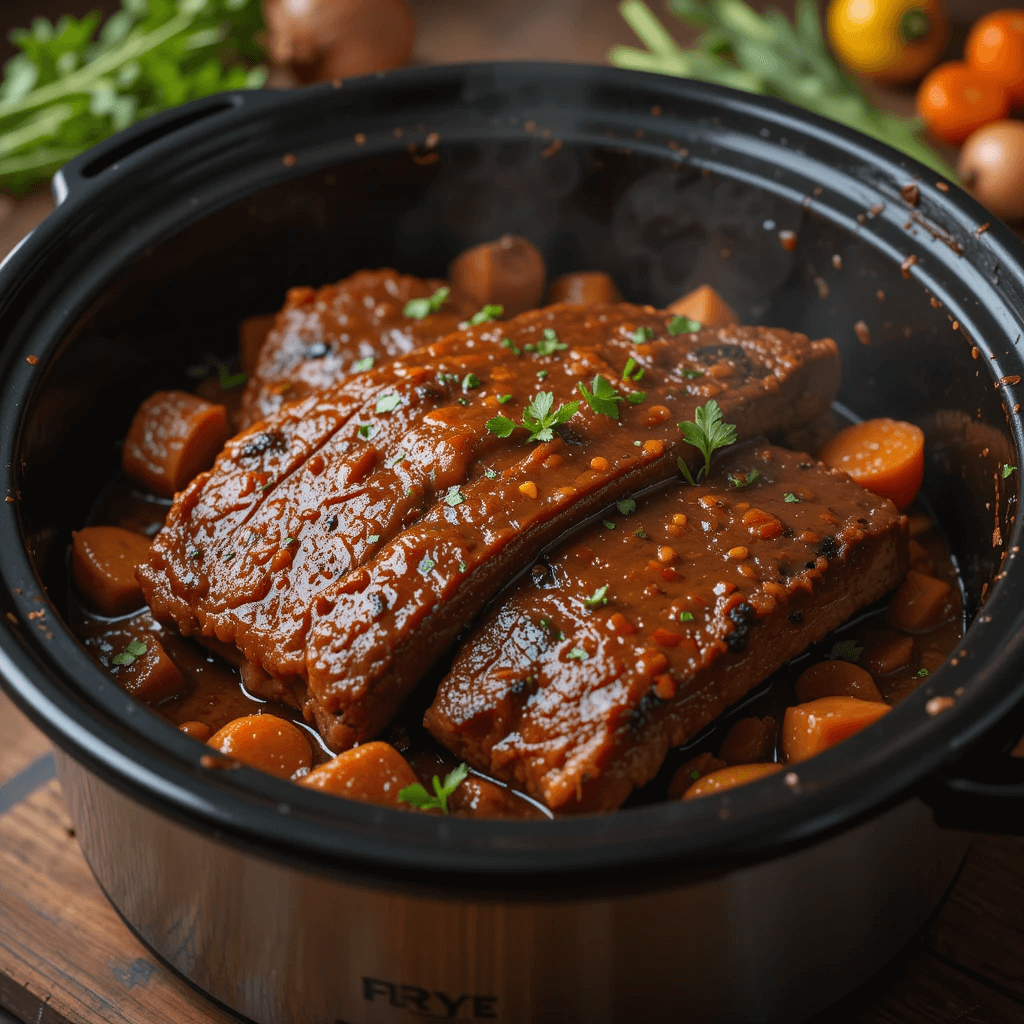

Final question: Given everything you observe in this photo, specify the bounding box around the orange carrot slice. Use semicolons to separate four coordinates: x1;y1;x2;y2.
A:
682;762;783;800
299;741;418;807
819;417;925;510
794;660;882;703
208;714;312;779
666;284;737;327
782;696;891;764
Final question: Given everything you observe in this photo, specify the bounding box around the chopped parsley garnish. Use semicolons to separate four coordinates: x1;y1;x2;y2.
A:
418;555;436;576
367;534;380;543
535;327;567;356
668;315;701;335
828;639;863;664
603;520;616;530
398;762;468;814
484;468;498;479
634;527;649;539
458;561;467;572
259;478;276;492
681;367;704;380
577;374;624;419
464;304;503;327
497;394;513;405
676;399;737;485
500;337;522;356
403;286;449;319
223;551;235;561
536;370;549;381
627;391;646;405
729;469;760;489
283;537;297;546
617;499;637;515
375;393;402;414
567;647;589;661
539;617;551;629
112;639;148;666
486;391;579;443
679;611;694;622
352;356;374;373
784;492;801;503
188;548;201;560
218;364;248;390
462;373;481;390
387;453;406;467
1003;464;1017;479
444;486;465;507
631;326;654;344
357;424;378;440
917;668;930;677
584;585;610;609
622;357;645;382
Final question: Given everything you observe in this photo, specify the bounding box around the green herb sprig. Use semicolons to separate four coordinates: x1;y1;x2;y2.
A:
610;0;958;181
404;286;449;320
578;374;626;419
677;399;737;484
486;391;579;443
112;639;147;666
0;0;267;195
398;763;469;815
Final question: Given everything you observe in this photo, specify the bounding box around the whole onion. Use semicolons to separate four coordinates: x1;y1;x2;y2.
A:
957;120;1024;224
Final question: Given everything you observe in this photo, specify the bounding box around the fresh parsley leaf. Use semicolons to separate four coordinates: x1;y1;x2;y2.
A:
464;304;503;327
603;520;616;529
577;374;624;419
627;391;646;404
375;393;402;414
536;370;549;381
462;373;481;390
567;647;589;661
418;555;436;576
623;357;645;381
617;499;636;515
357;424;377;440
1003;464;1017;479
784;492;801;503
681;367;704;380
679;611;694;622
444;486;465;507
367;534;380;543
497;394;513;404
503;391;579;443
500;337;521;356
111;639;147;666
352;356;374;373
535;327;567;356
631;326;654;344
676;399;737;483
484;468;498;479
218;363;247;390
828;640;863;664
729;469;760;489
584;585;610;608
398;762;469;815
283;536;297;546
486;415;516;438
634;527;648;539
668;315;701;335
458;561;467;572
403;286;449;319
387;453;406;467
917;668;930;677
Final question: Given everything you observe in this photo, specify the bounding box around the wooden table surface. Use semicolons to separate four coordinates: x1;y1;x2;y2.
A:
1;2;1023;1022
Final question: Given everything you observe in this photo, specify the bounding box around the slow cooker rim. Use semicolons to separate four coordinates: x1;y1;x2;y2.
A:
1;61;1023;884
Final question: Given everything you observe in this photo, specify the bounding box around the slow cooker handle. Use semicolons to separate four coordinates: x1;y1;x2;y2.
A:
921;698;1024;835
51;90;277;205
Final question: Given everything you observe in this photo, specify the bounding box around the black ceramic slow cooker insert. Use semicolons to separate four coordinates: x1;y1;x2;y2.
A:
1;63;1023;1024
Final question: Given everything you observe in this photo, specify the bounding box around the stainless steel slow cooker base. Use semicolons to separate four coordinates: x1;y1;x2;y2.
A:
58;749;968;1024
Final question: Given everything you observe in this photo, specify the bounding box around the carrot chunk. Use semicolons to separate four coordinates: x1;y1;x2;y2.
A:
449;234;546;317
71;525;152;616
113;637;188;706
794;660;882;703
123;390;230;498
782;696;891;764
666;284;738;328
888;570;953;632
299;741;417;807
547;271;621;305
864;635;915;677
238;313;276;376
718;716;777;765
818;417;925;510
667;751;728;798
682;762;783;800
179;721;212;741
208;714;312;779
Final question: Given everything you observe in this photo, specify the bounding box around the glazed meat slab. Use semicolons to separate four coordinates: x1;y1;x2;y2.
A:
139;304;840;751
425;445;909;812
239;268;477;427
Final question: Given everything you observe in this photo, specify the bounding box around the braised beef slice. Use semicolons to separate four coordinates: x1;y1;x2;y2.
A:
424;445;908;812
238;268;477;427
139;305;840;751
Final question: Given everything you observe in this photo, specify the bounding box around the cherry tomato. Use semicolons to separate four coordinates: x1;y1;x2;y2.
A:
828;0;948;86
965;10;1024;107
916;62;1011;146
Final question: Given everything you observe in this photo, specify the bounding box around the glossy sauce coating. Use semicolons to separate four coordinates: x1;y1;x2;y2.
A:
239;268;478;427
426;444;908;812
139;305;840;752
71;525;152;616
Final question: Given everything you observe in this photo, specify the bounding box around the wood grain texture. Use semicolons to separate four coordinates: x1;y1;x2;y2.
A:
0;691;54;785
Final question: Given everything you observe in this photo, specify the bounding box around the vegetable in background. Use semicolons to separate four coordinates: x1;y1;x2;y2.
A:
957;120;1024;224
826;0;947;86
0;0;267;196
964;10;1024;107
610;0;958;180
916;61;1011;146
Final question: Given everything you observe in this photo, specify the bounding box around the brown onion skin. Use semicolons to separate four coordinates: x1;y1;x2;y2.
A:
957;120;1024;224
263;0;415;84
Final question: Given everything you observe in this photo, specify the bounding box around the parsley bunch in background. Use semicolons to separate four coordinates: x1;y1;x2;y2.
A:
0;0;266;195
